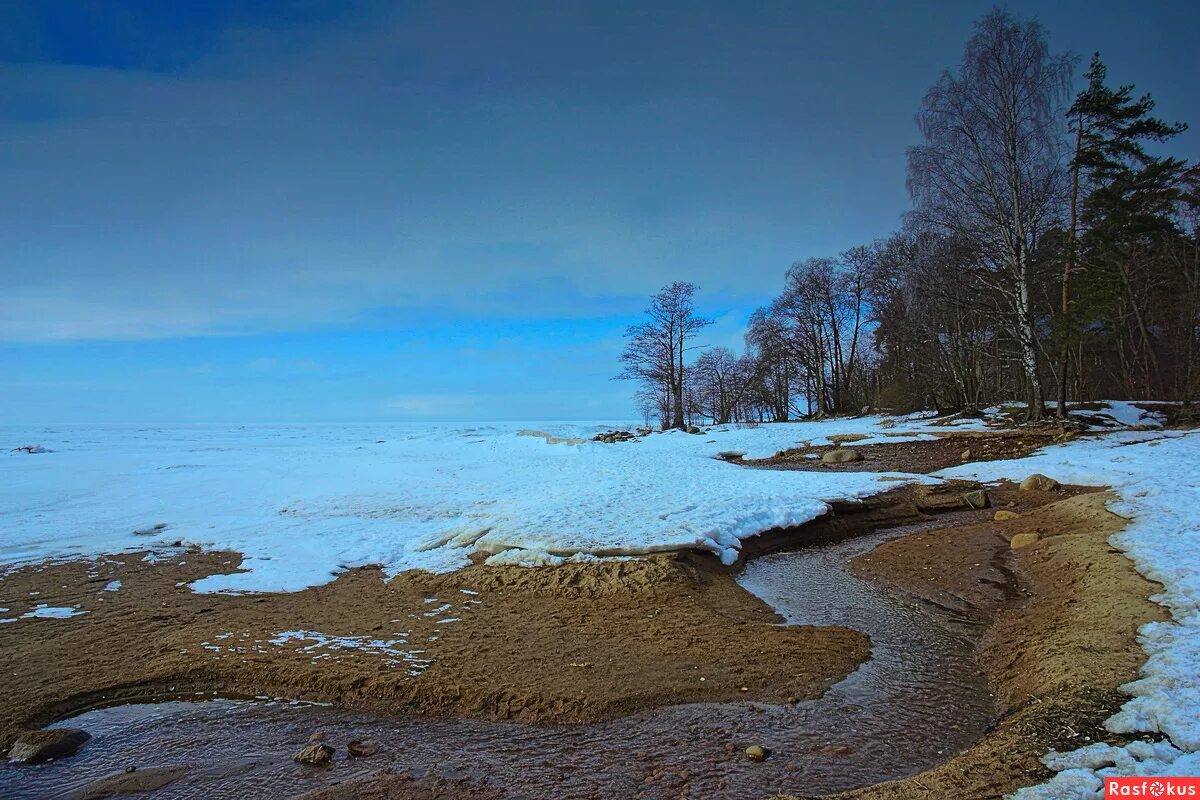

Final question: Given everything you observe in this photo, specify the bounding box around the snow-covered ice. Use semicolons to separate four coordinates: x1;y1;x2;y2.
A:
936;430;1200;797
0;418;961;592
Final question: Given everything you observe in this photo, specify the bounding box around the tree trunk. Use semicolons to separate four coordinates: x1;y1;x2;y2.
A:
1058;118;1083;419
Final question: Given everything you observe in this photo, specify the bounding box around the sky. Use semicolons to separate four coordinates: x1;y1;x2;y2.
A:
2;1;1198;423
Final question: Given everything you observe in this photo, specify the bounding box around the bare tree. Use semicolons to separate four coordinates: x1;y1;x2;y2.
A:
907;8;1072;420
693;346;753;424
616;282;712;430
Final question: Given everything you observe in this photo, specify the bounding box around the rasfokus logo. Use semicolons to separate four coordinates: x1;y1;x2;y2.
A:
1106;777;1200;797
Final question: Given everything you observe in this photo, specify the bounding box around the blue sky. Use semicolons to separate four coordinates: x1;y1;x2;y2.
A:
2;1;1198;422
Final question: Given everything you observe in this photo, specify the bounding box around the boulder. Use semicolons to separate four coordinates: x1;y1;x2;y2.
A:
994;510;1021;521
1010;533;1040;549
687;426;701;434
745;745;770;762
293;743;335;766
961;449;972;460
821;448;862;464
347;739;377;758
716;451;747;461
1019;473;1060;491
8;728;90;764
963;490;990;509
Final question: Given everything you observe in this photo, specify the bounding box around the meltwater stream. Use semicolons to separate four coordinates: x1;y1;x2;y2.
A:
1;518;996;799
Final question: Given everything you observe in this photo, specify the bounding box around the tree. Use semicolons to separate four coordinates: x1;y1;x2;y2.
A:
1058;54;1189;414
616;282;712;430
907;8;1072;420
693;346;746;424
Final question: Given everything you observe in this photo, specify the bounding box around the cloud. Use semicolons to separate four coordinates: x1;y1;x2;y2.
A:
0;2;931;343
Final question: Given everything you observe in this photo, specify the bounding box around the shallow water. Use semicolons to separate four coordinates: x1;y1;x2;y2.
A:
1;518;997;799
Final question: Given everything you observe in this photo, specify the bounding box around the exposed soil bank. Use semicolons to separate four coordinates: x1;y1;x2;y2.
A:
749;430;1063;474
776;490;1169;800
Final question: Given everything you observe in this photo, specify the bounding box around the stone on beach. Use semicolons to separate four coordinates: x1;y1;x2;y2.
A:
8;728;91;763
1010;532;1040;549
745;744;770;761
822;448;862;464
963;489;990;509
294;743;335;766
347;739;377;757
1019;473;1060;491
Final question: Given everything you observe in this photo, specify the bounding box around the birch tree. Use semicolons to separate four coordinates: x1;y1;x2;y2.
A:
907;8;1072;420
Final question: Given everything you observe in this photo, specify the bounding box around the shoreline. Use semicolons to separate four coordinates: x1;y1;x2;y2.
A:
0;445;1169;798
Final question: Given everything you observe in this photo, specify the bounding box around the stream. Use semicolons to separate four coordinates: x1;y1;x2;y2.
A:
1;516;997;799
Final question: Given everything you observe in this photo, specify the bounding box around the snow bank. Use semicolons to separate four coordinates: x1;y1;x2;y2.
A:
0;405;1148;594
0;417;961;592
937;430;1200;797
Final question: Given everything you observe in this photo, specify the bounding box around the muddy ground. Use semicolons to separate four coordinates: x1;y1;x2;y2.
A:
749;430;1065;474
0;432;1169;799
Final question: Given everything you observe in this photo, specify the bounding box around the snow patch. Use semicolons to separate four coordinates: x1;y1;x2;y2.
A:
20;604;87;619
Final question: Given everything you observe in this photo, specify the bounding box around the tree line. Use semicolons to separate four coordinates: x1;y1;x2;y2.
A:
618;8;1198;428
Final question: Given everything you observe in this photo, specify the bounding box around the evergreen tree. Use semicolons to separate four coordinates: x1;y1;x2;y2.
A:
1063;55;1189;400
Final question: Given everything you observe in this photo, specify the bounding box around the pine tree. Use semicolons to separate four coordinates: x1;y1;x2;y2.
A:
1061;54;1188;402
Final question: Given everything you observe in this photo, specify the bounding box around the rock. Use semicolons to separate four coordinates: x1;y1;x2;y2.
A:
1019;473;1060;491
877;418;897;429
1010;533;1040;549
716;450;746;461
293;743;335;766
11;444;50;454
592;430;637;444
687;426;701;434
963;489;990;509
347;739;377;757
819;744;855;756
914;484;971;512
67;765;189;799
745;745;770;762
994;510;1021;521
9;728;91;764
961;449;972;460
821;448;862;464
